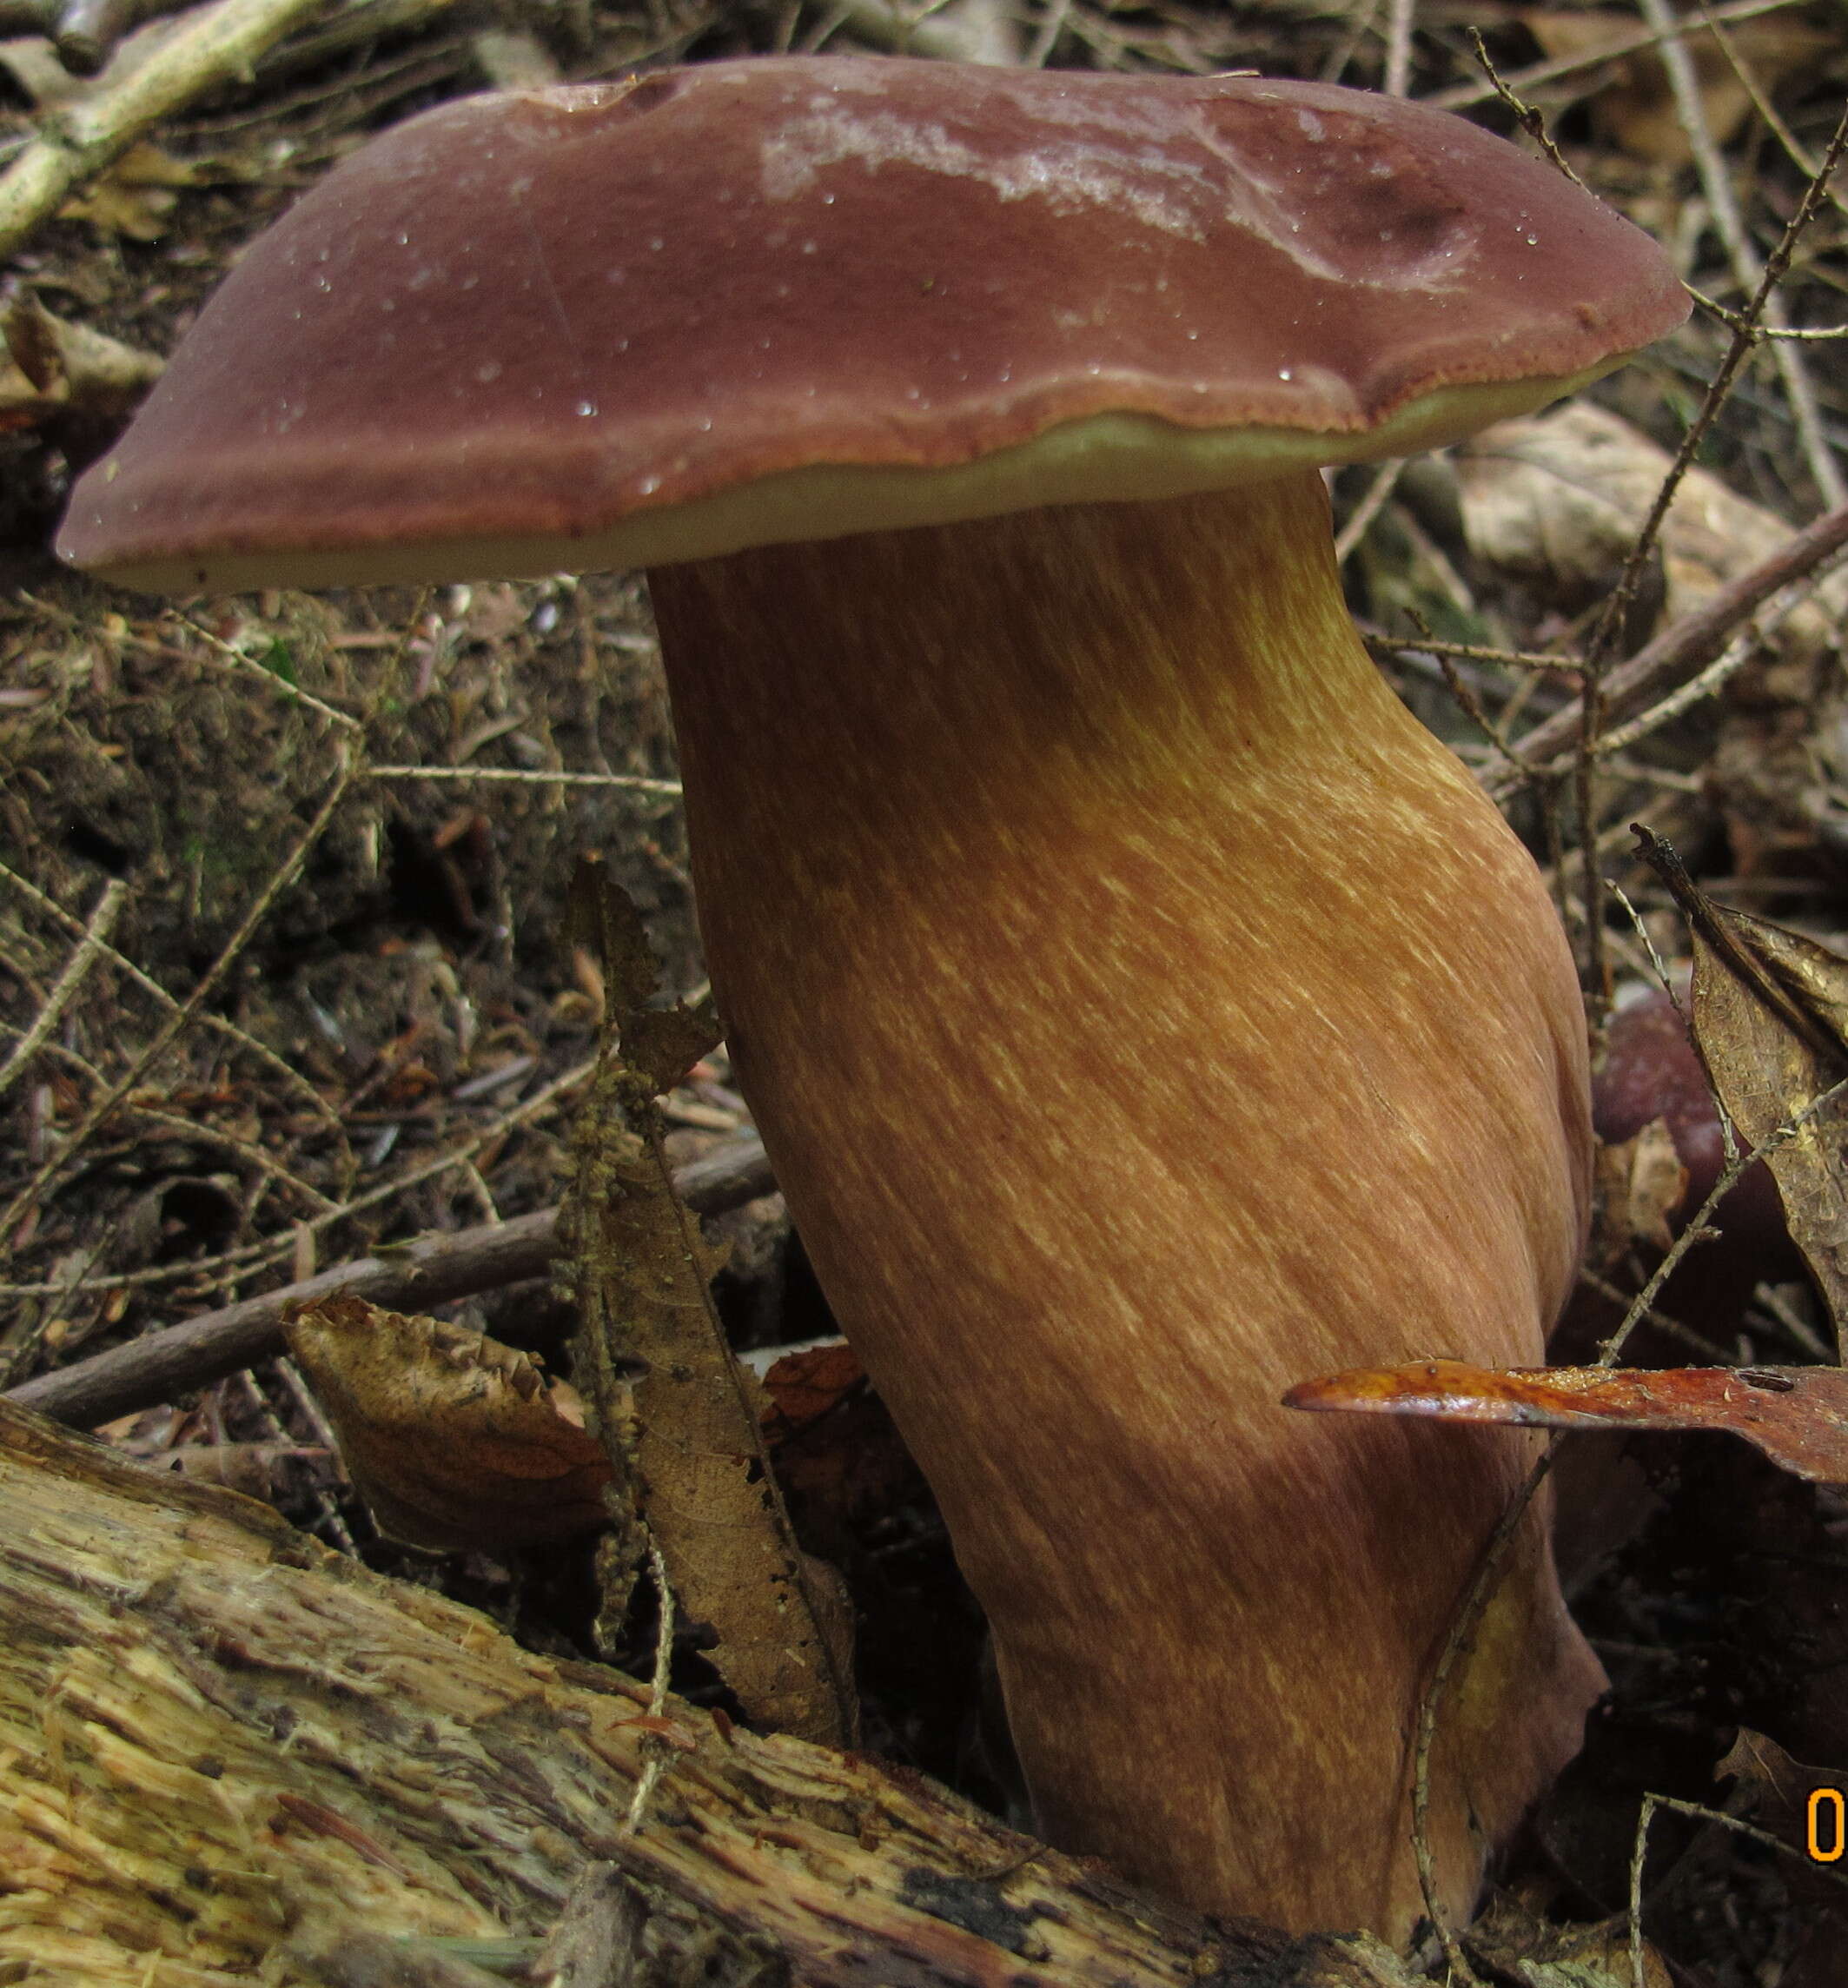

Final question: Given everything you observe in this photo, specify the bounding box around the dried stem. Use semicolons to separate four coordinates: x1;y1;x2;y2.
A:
1637;0;1844;505
0;749;359;1283
1584;100;1848;674
1425;0;1810;111
0;878;127;1105
0;858;351;1161
1486;497;1848;799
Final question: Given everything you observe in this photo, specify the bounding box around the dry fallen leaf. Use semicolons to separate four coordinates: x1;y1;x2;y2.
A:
756;1339;864;1443
285;1294;613;1551
1283;1358;1848;1484
58;139;200;239
1637;830;1848;1338
1715;1727;1848;1975
564;858;856;1746
1592;1115;1689;1264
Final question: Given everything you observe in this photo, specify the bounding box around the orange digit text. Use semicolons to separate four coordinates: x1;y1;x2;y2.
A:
1809;1786;1845;1864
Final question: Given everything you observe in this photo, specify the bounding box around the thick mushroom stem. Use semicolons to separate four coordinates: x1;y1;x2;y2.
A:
646;467;1604;1940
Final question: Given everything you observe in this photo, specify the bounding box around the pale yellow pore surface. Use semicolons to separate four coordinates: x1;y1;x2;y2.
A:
647;470;1606;1940
82;367;1622;597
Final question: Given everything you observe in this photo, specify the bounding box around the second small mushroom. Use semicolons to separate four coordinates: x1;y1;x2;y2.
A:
60;58;1691;1938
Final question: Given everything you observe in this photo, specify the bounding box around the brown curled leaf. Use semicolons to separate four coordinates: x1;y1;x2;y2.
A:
285;1294;614;1551
1282;1358;1848;1484
1634;829;1848;1342
563;858;857;1746
757;1340;864;1444
1591;1114;1688;1265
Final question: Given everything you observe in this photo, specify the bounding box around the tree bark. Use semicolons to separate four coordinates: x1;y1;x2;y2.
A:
0;1397;1415;1988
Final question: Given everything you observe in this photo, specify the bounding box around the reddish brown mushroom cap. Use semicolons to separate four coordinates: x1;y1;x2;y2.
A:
59;57;1687;592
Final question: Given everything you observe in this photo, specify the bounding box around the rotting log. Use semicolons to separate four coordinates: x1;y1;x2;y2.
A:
0;1398;1416;1988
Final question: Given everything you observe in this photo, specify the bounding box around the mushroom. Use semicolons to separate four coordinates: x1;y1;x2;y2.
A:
57;58;1690;1938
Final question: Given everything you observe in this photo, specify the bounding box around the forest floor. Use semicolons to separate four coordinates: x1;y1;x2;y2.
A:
3;1;1847;1982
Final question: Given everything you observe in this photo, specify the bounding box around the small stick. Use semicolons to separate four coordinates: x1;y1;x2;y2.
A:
0;878;126;1105
368;765;682;794
1382;0;1415;96
1485;497;1848;799
1411;1070;1848;1967
54;0;145;76
0;0;56;33
5;1133;773;1430
1334;461;1404;564
1638;0;1845;506
0;750;358;1260
1423;0;1807;111
1585;102;1848;673
0;857;352;1161
619;1542;678;1838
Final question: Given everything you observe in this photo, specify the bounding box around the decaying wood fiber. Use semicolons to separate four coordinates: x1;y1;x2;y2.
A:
0;1398;1414;1987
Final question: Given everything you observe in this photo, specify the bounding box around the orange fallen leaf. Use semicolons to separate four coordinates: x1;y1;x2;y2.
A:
757;1339;864;1442
1283;1359;1848;1483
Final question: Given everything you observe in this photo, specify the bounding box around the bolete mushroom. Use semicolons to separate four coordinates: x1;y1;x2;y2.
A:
58;57;1690;1938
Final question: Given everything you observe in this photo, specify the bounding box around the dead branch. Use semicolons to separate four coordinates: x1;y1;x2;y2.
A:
0;0;328;257
0;875;126;1104
3;1133;773;1430
1483;496;1848;801
0;1396;1416;1988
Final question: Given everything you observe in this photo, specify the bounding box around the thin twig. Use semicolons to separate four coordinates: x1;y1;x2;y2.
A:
1411;1444;1547;1984
1590;626;1762;759
620;1542;678;1838
122;1105;337;1213
1576;687;1613;1018
368;765;682;794
1423;0;1810;110
1413;1072;1848;1965
0;858;352;1172
1023;0;1070;66
1487;497;1848;799
1434;651;1523;767
0;0;327;257
1365;631;1583;673
1575;1269;1734;1362
0;878;126;1105
1607;880;1684;1021
0;750;360;1261
1382;0;1414;97
1691;290;1848;339
1334;461;1405;565
1637;0;1845;506
1698;0;1848;220
0;1051;595;1313
1629;1791;1848;1987
1466;38;1608;1011
1600;1074;1848;1369
1466;30;1585;188
176;613;366;734
4;1132;773;1428
1585;102;1848;673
